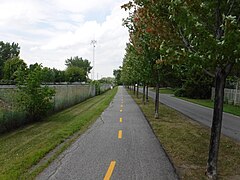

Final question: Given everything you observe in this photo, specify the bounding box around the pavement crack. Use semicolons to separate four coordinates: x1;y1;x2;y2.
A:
44;115;107;179
46;140;82;179
99;115;105;124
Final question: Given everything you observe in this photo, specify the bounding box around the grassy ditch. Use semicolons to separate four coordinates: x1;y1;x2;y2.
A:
0;87;118;180
129;90;240;179
178;97;240;117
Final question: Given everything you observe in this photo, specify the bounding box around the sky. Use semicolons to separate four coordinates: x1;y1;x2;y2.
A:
0;0;129;79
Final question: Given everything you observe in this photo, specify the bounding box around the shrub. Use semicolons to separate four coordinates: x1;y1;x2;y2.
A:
16;64;55;121
174;88;186;97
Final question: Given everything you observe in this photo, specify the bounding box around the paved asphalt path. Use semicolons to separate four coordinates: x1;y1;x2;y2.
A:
37;87;178;180
141;88;240;142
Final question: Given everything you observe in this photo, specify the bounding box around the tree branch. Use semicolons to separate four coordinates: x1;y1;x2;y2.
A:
178;27;196;53
237;15;240;24
224;63;234;76
203;68;215;78
215;0;223;39
227;0;235;16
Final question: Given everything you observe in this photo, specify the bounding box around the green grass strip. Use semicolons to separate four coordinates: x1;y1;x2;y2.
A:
150;87;240;116
0;87;118;180
178;97;240;117
150;87;175;94
129;90;240;179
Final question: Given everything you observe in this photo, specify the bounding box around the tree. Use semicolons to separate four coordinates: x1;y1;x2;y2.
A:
3;57;27;81
166;1;240;178
16;64;55;121
113;68;122;85
42;67;55;83
99;77;114;84
0;41;20;79
65;56;92;81
65;66;85;82
52;68;66;83
122;1;181;118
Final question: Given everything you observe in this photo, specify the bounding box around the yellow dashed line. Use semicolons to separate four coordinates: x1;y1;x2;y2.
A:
118;130;122;139
104;161;116;180
120;118;122;123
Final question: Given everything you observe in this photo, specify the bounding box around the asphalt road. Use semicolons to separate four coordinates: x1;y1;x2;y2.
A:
142;88;240;142
37;87;178;180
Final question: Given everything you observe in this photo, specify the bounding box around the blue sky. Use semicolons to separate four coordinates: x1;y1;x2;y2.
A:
0;0;129;79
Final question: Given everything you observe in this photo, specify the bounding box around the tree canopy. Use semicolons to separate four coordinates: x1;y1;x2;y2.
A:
0;41;20;79
65;56;92;82
3;57;27;81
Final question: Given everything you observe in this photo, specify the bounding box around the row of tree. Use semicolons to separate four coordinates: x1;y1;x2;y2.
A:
0;41;92;84
121;1;240;179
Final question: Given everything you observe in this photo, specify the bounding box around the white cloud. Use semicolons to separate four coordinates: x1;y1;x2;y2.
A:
51;0;114;13
0;0;129;78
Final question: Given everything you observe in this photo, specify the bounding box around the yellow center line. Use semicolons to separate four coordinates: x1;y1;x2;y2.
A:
120;117;122;123
104;161;116;180
118;130;122;139
120;109;122;112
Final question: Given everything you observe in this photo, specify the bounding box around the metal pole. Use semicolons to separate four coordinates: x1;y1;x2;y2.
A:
91;40;97;80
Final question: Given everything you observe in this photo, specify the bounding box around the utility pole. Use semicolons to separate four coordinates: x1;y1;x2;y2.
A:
91;39;97;80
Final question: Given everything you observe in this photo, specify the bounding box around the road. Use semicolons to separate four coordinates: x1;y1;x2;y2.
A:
37;87;178;180
142;88;240;142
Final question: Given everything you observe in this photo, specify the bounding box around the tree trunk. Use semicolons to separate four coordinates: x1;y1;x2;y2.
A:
146;84;149;103
137;82;139;98
134;83;136;95
142;83;146;104
206;64;233;179
154;81;160;119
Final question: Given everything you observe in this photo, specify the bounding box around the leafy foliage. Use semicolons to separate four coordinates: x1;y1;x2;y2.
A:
16;64;55;121
0;41;20;79
66;66;86;82
99;77;114;84
3;57;27;81
65;56;92;82
113;68;122;85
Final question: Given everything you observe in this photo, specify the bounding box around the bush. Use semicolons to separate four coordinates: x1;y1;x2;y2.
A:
16;64;55;121
174;88;186;97
175;67;212;99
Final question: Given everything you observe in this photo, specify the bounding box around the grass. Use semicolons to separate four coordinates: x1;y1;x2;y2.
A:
149;87;240;117
150;87;175;94
160;88;175;94
0;87;118;180
179;97;240;117
129;90;240;179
